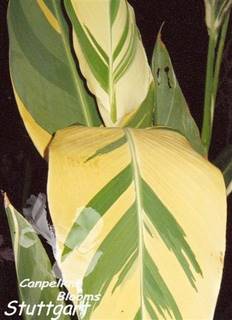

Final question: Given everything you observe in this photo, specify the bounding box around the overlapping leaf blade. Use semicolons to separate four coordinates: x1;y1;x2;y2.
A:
48;126;226;319
64;0;154;127
8;0;102;156
151;33;205;156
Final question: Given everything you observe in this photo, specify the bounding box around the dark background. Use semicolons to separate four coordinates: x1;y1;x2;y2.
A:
0;0;232;319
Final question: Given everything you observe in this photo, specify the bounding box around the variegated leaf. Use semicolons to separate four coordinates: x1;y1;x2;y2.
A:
47;126;226;319
64;0;154;127
8;0;102;156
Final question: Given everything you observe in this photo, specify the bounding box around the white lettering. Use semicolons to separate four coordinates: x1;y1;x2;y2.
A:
19;279;30;287
4;300;18;316
57;291;66;301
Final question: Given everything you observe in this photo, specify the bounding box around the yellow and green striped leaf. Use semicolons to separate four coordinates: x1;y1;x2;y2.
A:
8;0;103;156
152;33;205;156
64;0;154;127
47;126;226;319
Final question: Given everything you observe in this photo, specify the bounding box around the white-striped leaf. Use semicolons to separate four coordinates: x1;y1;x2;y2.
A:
47;126;226;319
64;0;154;127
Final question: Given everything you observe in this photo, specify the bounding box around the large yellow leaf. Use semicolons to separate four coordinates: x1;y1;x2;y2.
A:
47;126;226;319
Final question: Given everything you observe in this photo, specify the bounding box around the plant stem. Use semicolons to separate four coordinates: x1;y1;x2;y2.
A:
201;12;231;154
212;14;230;102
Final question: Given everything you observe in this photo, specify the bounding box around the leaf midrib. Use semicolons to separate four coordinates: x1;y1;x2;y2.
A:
124;128;145;318
52;0;95;126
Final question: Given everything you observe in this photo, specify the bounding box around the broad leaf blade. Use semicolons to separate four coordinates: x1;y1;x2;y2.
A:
48;126;226;319
5;197;71;319
64;0;154;127
152;33;205;156
8;0;102;156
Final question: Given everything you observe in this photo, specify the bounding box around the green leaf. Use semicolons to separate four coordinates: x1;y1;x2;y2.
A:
214;144;232;196
151;33;205;156
5;198;72;320
8;0;102;135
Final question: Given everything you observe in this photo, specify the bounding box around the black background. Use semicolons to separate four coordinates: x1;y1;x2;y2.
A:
0;0;232;319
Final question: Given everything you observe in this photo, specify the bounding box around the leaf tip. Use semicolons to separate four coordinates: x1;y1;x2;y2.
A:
3;192;10;209
159;21;166;35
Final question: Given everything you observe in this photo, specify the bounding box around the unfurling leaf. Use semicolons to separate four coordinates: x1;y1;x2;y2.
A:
204;0;232;34
47;126;226;319
64;0;154;127
152;33;205;156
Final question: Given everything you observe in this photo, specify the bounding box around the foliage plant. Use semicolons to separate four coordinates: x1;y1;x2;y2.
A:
4;0;232;319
